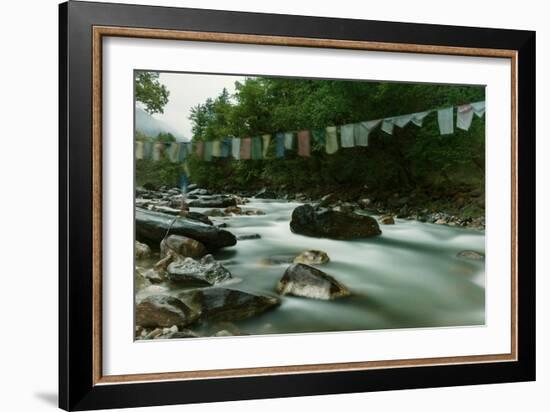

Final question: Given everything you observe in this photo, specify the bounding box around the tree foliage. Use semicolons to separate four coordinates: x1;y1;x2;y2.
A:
135;71;170;115
187;77;485;194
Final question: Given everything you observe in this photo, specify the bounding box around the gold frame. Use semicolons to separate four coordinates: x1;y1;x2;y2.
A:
92;26;518;386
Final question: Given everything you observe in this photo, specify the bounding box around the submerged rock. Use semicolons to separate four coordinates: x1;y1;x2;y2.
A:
188;196;237;208
276;263;350;300
236;233;261;240
456;250;485;261
135;241;151;259
260;254;296;265
135;209;236;250
136;295;200;328
161;235;207;260
166;254;232;286
180;287;280;322
290;204;381;239
293;250;330;265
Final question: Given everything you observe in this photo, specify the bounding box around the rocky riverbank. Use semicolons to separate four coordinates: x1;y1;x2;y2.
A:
134;184;485;340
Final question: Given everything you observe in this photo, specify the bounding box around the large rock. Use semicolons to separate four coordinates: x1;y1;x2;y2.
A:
166;254;232;286
276;263;350;300
188;196;237;208
290;204;381;239
161;235;207;259
180;287;280;322
135;209;236;250
136;295;200;328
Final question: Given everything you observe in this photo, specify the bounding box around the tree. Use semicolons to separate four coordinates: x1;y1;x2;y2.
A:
135;71;170;115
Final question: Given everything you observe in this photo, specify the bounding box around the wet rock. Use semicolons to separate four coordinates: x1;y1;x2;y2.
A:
188;196;237;208
277;263;350;300
135;268;152;290
319;193;338;207
136;295;200;328
244;209;265;216
135;241;151;259
203;208;225;217
161;235;207;259
290;204;381;239
180;287;280;322
184;211;213;226
293;250;330;265
236;233;261;240
166;254;232;286
135;209;236;250
188;188;210;196
434;218;447;225
357;198;372;209
149;205;183;216
456;250;485;261
379;215;395;225
224;206;242;215
141;268;167;284
254;188;278;199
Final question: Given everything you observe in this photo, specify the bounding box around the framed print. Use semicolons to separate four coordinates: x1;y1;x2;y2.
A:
59;1;536;410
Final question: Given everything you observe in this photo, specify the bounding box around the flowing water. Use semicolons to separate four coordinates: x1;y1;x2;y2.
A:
159;198;486;336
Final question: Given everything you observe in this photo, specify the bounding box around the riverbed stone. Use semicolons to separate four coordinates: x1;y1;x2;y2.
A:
254;188;278;199
141;268;167;284
188;196;237;208
293;250;330;265
160;235;207;259
166;254;232;285
135;209;236;250
290;204;381;239
379;215;395;225
276;263;350;300
135;241;151;259
179;287;280;322
136;295;200;328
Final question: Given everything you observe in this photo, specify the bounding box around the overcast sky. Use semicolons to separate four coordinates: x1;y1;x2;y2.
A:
150;72;246;140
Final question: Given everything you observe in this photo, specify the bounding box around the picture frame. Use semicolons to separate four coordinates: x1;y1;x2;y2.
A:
59;1;536;410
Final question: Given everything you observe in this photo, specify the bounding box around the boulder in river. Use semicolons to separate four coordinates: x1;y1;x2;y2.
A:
276;263;350;300
160;235;207;260
135;241;151;259
180;287;280;322
188;196;237;208
166;254;232;286
456;250;485;261
293;250;330;265
135;209;236;250
136;295;200;328
290;204;381;239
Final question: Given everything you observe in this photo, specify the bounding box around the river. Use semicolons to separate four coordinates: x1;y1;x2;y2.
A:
144;198;485;336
